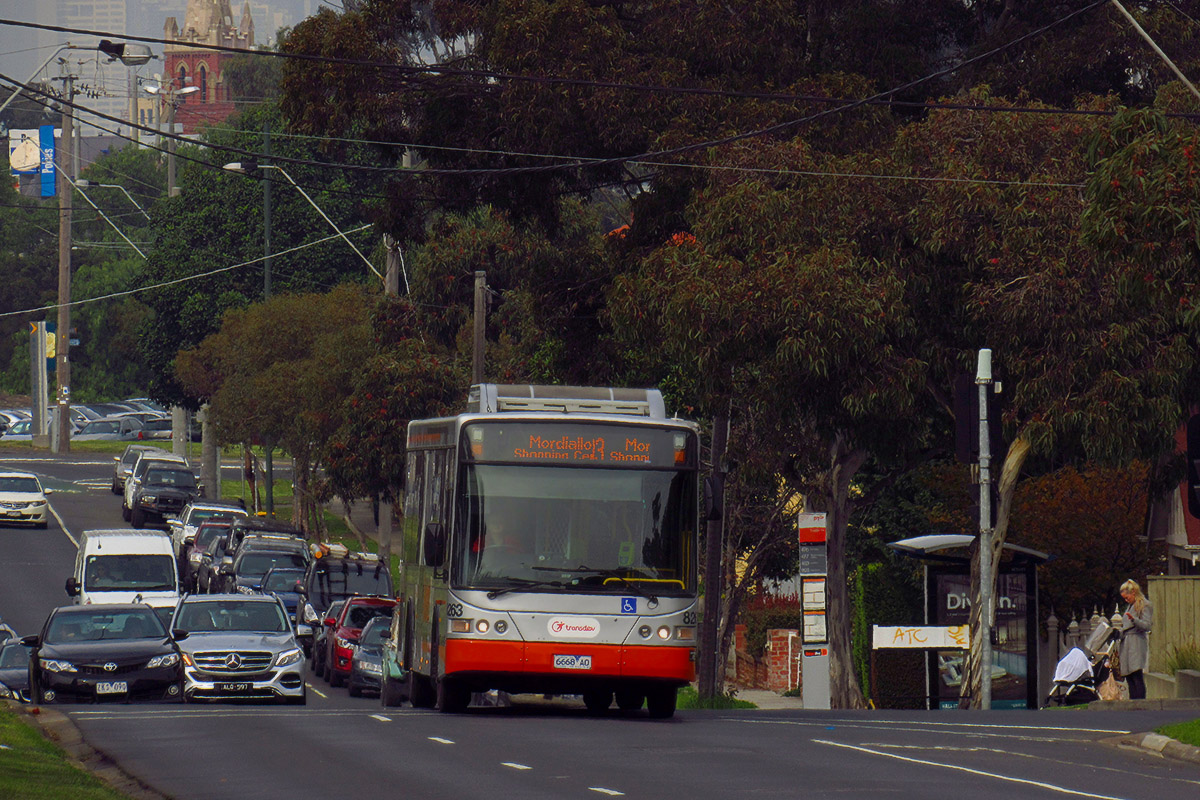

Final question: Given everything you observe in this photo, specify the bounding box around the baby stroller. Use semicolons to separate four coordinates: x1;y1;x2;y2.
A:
1045;621;1119;707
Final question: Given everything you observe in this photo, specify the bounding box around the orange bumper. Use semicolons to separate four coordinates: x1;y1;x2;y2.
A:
445;638;695;682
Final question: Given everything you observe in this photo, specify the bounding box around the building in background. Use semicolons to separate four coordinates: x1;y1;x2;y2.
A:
161;0;255;135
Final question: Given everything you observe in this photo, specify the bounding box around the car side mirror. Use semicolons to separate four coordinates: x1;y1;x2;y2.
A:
295;624;313;638
65;576;79;596
43;487;53;495
171;629;190;641
323;617;337;628
20;635;39;647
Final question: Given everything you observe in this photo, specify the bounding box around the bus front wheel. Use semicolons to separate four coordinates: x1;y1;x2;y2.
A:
646;686;677;719
583;690;613;714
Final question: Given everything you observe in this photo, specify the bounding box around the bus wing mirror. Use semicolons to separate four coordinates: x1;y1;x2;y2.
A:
703;476;723;521
423;522;446;567
65;576;79;596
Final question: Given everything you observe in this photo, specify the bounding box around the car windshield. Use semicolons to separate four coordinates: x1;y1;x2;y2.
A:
145;419;172;431
188;508;239;526
345;604;392;629
0;477;40;493
194;527;228;551
310;561;391;609
144;469;196;488
0;643;31;668
360;620;389;646
85;554;176;591
262;570;304;593
238;551;307;578
174;600;289;633
123;449;156;466
45;610;166;642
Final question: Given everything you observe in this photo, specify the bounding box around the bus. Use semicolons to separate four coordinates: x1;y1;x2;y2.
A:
382;384;700;718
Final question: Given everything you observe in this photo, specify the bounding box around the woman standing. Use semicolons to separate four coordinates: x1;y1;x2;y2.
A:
1118;579;1154;700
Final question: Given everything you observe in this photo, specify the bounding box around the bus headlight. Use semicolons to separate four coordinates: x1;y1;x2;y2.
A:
475;619;490;634
657;626;671;640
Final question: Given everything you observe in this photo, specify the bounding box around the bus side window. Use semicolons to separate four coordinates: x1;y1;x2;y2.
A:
421;451;444;567
404;452;425;566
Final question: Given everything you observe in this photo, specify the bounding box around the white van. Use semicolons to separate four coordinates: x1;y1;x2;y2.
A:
66;529;181;626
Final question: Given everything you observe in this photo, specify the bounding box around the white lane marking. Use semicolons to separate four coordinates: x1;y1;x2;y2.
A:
48;503;75;546
588;789;624;796
727;719;1128;741
501;762;532;770
370;714;391;722
814;739;1129;799
729;718;1130;735
428;736;455;745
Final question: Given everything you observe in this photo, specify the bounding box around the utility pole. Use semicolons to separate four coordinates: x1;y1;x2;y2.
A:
262;122;274;517
53;74;75;455
976;348;994;710
472;271;487;385
698;412;729;699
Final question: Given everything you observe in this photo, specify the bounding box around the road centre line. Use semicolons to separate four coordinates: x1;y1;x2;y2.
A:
728;718;1130;737
428;736;455;744
370;714;391;722
814;739;1128;800
588;788;624;796
501;762;532;770
307;684;327;698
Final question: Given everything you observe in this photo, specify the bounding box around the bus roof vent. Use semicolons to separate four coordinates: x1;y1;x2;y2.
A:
468;384;666;418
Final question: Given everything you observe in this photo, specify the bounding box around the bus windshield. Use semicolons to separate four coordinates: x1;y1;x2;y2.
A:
454;464;696;595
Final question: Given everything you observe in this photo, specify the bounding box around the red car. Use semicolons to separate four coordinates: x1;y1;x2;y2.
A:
321;596;396;688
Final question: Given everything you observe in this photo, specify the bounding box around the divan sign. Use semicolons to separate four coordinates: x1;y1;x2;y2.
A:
547;616;601;638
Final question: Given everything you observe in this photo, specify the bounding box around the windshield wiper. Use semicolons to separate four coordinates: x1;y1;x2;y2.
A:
485;577;567;599
533;565;658;603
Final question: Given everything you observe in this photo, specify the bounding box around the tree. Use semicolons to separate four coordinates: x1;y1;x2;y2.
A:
175;285;374;531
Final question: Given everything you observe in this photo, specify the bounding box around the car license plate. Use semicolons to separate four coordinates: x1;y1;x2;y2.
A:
96;681;128;694
215;682;253;692
4;511;21;518
553;654;592;670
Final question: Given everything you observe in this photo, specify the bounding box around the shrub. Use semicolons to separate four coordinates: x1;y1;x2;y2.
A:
740;592;802;657
1165;641;1200;675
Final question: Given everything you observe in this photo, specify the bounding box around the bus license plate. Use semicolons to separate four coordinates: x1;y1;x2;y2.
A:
96;681;128;694
553;655;592;670
216;683;253;692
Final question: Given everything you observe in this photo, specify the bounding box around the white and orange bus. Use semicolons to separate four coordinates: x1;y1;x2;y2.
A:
381;384;699;718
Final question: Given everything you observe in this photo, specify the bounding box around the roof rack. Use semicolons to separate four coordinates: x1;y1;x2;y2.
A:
467;384;666;418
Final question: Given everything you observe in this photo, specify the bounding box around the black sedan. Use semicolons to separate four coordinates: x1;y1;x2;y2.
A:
23;605;185;704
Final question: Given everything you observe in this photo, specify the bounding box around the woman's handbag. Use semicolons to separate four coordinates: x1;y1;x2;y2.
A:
1098;672;1123;701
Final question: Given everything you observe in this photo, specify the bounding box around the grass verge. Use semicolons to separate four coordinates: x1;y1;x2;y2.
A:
676;686;758;710
0;705;128;800
1157;719;1200;747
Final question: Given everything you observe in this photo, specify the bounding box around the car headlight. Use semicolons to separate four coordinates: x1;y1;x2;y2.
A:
147;653;180;669
0;683;12;698
335;636;356;652
354;660;382;674
39;658;77;673
274;648;302;668
139;495;156;505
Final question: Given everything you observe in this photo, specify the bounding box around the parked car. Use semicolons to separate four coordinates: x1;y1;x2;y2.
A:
167;499;247;557
195;535;230;594
260;566;306;623
111;444;164;495
1;419;32;441
318;596;396;688
130;464;200;529
309;599;345;672
73;417;142;441
224;517;303;561
348;616;389;698
23;604;184;704
297;548;393;631
122;452;189;521
169;594;306;704
217;542;309;596
137;417;173;440
0;470;52;529
0;639;33;703
184;522;233;593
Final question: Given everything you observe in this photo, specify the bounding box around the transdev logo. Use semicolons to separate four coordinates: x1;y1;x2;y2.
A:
547;616;601;639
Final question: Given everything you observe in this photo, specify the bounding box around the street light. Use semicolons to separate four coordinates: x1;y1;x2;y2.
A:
0;41;155;120
74;180;151;220
143;81;199;198
223;161;383;282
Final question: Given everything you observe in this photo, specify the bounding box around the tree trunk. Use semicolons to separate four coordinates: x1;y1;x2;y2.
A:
827;431;868;709
959;434;1031;708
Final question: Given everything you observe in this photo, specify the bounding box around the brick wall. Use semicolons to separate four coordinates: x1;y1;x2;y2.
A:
766;628;801;693
729;624;802;693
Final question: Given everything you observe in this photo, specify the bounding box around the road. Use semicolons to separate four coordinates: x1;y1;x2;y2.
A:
2;452;1199;799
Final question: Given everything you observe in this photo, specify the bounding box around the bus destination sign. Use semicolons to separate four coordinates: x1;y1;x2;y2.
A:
465;423;696;469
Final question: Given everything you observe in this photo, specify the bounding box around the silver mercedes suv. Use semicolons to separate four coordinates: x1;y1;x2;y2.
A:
169;594;306;704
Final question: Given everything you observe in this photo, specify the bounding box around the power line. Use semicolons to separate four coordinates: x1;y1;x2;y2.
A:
0;224;373;320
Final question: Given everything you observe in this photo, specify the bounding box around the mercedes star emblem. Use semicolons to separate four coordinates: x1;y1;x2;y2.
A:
224;653;243;669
